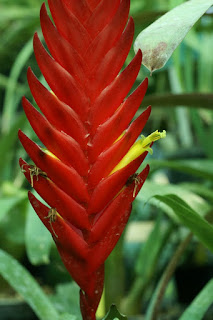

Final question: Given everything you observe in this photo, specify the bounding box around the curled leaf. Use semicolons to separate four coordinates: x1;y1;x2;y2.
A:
134;0;213;72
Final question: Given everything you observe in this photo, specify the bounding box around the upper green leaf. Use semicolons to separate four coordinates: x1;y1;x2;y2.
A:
134;0;213;72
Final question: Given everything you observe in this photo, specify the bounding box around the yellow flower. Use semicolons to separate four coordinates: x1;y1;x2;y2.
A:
111;130;166;174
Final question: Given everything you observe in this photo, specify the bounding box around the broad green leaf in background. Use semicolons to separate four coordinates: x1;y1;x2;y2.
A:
1;35;35;134
120;216;173;314
0;6;39;21
0;249;59;320
146;159;213;181
137;180;211;221
0;198;27;245
0;114;26;177
0;181;27;223
154;194;213;252
180;183;213;203
134;0;213;72
59;314;77;320
51;282;81;320
0;74;26;95
25;199;52;265
0;195;26;222
179;279;213;320
135;214;172;277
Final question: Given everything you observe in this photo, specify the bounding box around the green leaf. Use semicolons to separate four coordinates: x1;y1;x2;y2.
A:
2;37;34;133
135;214;171;278
0;6;39;21
51;282;81;320
0;249;59;320
59;314;77;320
154;194;213;252
25;199;52;265
0;198;28;245
179;183;213;203
103;305;127;320
137;180;211;221
179;279;213;320
120;216;173;315
134;0;213;72
0;114;26;176
147;159;213;181
0;73;27;94
0;195;26;222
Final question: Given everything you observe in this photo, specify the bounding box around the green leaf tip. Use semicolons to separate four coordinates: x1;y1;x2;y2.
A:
103;305;127;320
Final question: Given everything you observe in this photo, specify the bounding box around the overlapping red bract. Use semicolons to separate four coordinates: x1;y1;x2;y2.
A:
19;1;151;319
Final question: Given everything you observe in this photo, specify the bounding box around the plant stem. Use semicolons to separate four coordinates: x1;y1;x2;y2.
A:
105;236;125;311
120;222;174;315
141;93;213;110
145;232;193;320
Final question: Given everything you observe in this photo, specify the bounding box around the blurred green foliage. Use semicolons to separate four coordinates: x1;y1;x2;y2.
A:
0;0;213;319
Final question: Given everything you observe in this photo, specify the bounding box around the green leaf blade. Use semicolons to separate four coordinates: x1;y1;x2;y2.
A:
0;249;59;320
179;279;213;320
0;195;25;222
25;199;52;265
137;180;211;221
155;194;213;252
147;159;213;181
134;0;213;72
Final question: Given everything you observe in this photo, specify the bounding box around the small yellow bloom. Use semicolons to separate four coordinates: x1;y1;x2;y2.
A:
110;130;166;174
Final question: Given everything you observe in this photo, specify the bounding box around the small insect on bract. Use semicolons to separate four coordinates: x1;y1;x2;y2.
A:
21;164;47;187
126;173;143;198
44;208;58;238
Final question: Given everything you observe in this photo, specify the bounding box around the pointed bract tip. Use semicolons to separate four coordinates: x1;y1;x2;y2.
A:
33;32;40;50
147;105;151;114
19;157;26;166
144;164;150;175
18;129;23;138
143;76;149;89
40;2;46;15
128;16;135;31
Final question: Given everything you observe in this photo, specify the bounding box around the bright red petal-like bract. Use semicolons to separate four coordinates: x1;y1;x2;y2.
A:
19;1;152;319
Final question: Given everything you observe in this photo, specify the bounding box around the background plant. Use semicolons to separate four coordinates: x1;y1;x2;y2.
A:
0;0;213;319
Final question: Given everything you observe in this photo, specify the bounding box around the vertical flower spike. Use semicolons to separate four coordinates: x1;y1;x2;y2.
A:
19;1;166;319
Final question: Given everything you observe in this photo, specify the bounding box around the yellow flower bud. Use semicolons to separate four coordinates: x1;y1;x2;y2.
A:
110;130;166;174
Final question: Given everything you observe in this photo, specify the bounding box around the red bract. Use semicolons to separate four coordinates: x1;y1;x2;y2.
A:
19;1;156;319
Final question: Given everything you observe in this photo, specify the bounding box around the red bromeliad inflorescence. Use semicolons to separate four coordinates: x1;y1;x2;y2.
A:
19;1;166;319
